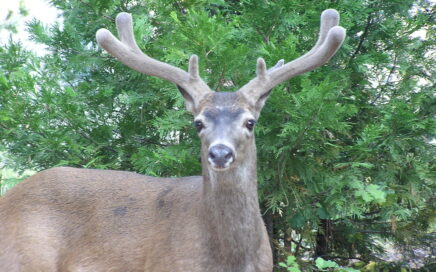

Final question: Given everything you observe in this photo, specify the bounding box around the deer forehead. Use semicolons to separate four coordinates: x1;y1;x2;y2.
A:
196;92;254;122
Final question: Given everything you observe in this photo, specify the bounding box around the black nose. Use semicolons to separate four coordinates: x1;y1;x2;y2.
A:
208;144;234;168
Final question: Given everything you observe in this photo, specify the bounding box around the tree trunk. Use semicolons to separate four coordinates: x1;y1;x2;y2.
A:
315;219;332;258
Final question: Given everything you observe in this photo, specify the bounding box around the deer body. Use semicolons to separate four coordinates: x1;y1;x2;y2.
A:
0;166;270;271
0;9;345;272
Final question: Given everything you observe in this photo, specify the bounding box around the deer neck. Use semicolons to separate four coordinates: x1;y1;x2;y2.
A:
200;140;263;262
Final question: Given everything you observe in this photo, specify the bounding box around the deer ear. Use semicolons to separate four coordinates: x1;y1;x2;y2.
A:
177;85;195;113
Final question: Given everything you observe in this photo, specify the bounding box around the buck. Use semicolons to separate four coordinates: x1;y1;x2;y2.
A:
0;9;345;272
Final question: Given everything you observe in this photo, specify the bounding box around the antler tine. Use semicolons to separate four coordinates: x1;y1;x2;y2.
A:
256;58;267;79
268;59;285;72
114;12;141;52
305;9;341;58
188;55;200;80
96;13;211;99
239;9;346;104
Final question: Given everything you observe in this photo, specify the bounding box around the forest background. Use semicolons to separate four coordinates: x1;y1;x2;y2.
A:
0;0;434;271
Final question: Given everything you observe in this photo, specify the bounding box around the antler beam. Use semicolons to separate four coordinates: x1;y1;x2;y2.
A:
96;13;211;102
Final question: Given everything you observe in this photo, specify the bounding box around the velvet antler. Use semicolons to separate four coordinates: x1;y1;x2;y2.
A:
238;9;346;107
96;12;212;111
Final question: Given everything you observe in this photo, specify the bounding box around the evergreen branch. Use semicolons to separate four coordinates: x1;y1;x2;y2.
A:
349;13;372;62
320;255;366;262
78;0;113;21
289;106;323;153
370;53;398;105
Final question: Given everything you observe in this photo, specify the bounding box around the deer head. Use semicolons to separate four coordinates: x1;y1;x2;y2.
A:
96;10;345;171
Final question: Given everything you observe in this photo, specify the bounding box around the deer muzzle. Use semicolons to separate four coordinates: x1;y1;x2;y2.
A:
208;144;235;170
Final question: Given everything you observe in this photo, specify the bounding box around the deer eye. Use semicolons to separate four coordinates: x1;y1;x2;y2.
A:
193;120;204;132
245;119;256;131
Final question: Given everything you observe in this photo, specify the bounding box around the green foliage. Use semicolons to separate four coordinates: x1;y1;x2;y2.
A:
316;257;340;270
1;0;434;270
0;156;34;195
278;256;360;272
279;256;301;272
315;257;360;272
